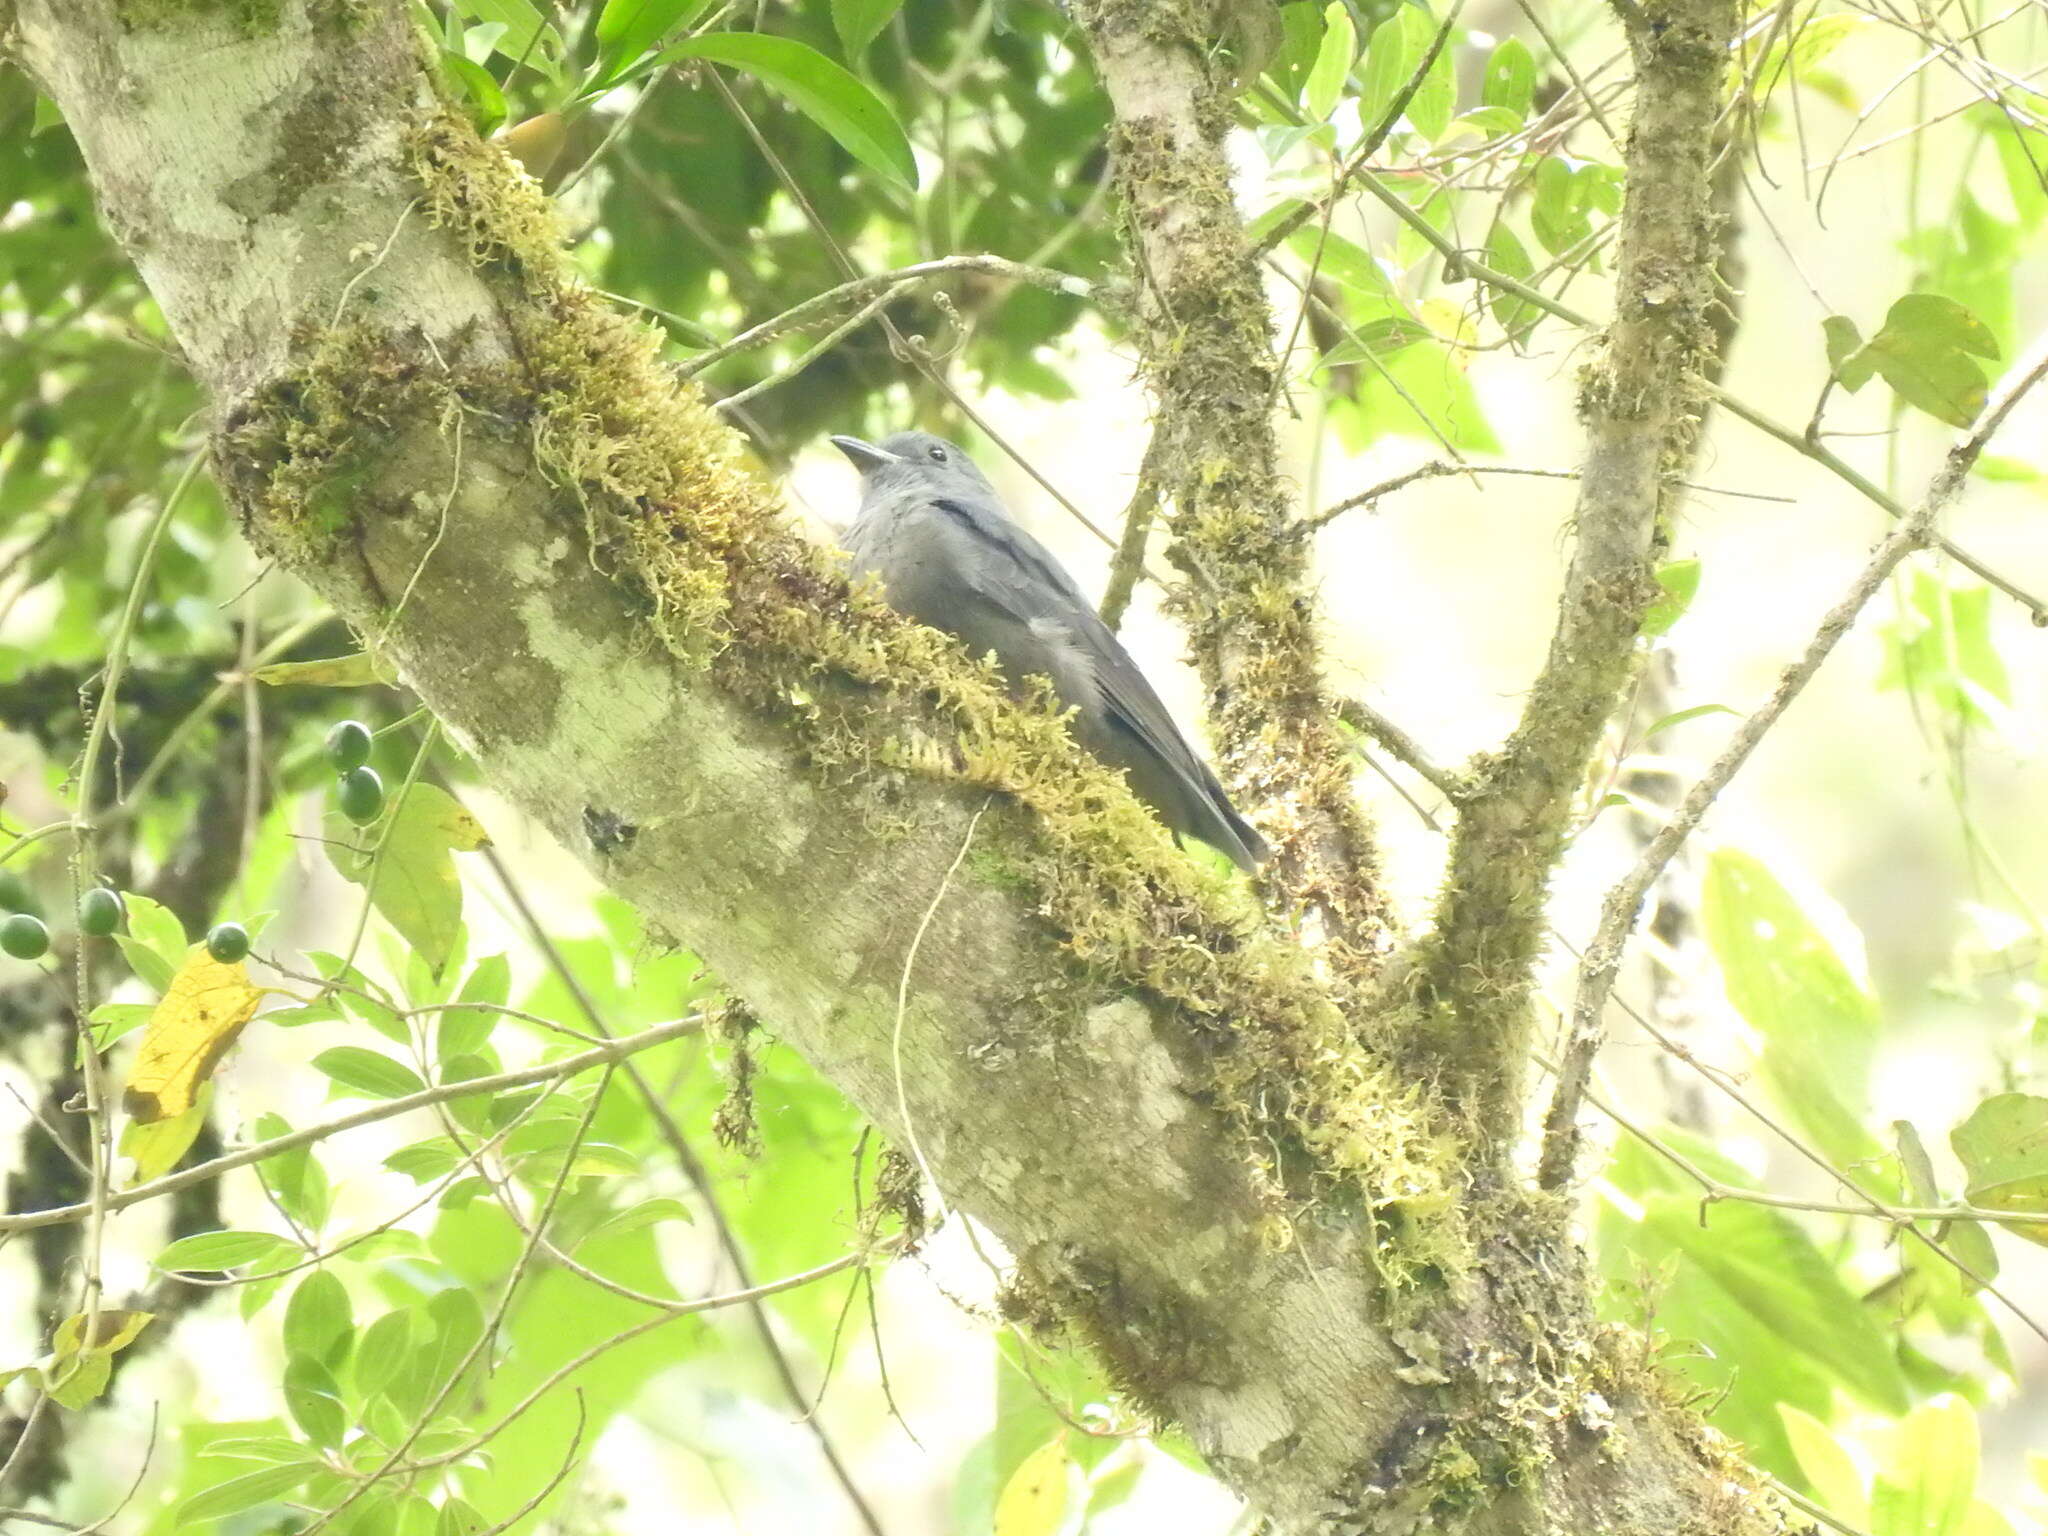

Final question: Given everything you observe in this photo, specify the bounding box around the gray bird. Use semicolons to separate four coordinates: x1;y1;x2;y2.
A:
832;430;1269;874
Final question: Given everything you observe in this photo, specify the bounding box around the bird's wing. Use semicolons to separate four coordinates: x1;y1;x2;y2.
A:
928;497;1221;791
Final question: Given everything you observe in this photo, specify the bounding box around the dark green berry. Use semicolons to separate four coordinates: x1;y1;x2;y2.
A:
337;766;385;826
206;922;250;964
78;887;124;937
1;913;50;961
325;719;373;773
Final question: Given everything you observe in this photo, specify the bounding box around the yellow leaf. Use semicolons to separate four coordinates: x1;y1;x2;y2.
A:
252;651;396;688
994;1435;1070;1536
121;949;262;1124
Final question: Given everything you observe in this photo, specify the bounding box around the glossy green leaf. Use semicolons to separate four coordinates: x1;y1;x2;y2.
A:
598;0;715;85
284;1355;349;1449
314;1046;428;1101
1304;3;1356;122
453;0;564;82
658;33;918;190
156;1229;298;1273
353;1308;424;1401
1481;35;1534;115
440;51;507;138
283;1270;354;1370
176;1461;322;1524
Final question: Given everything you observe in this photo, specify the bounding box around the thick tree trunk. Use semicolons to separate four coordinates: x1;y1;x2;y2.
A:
5;2;1786;1529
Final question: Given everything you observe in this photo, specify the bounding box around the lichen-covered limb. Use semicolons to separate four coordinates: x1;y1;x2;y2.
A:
1394;0;1742;1142
10;2;1798;1528
1069;0;1389;968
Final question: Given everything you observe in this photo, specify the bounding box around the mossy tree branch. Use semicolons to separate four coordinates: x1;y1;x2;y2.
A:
10;0;1796;1528
1069;0;1390;970
1390;0;1742;1145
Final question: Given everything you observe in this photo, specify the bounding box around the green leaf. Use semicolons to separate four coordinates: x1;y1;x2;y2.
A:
453;0;565;82
1840;293;2001;428
439;953;509;1061
1481;35;1534;115
283;1270;354;1370
829;0;903;60
1779;1405;1871;1526
119;891;187;984
583;1195;695;1242
314;1046;428;1101
1641;1199;1909;1414
437;1498;489;1536
1951;1093;2048;1243
1641;558;1701;637
1355;4;1421;134
386;1138;467;1183
1702;849;1886;1173
353;1309;423;1401
1482;223;1539;337
199;1435;320;1465
1823;314;1869;385
257;1112;332;1232
1266;2;1324;96
44;1348;113;1409
599;0;715;83
658;33;918;190
176;1461;321;1524
324;782;491;976
120;1087;211;1184
1640;703;1736;740
156;1229;298;1273
1872;1397;1977;1536
283;1355;349;1450
1398;5;1454;139
439;50;508;138
1304;2;1356;122
1878;571;2012;731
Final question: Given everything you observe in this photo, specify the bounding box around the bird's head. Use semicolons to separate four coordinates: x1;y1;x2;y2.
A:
831;430;1001;505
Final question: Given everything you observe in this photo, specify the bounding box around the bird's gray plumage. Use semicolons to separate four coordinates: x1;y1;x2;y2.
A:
832;430;1269;874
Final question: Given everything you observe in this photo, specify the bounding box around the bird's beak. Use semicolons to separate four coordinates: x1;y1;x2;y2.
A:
830;435;902;471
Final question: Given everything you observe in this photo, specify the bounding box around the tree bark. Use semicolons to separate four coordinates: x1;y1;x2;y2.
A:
4;1;1788;1529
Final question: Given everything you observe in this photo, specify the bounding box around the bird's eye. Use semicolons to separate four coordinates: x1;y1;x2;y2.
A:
928;446;948;463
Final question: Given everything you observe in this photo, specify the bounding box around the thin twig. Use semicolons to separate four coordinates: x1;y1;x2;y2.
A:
0;1016;704;1235
1335;697;1463;805
713;279;915;415
1539;343;2048;1188
1303;461;1793;532
679;256;1092;378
